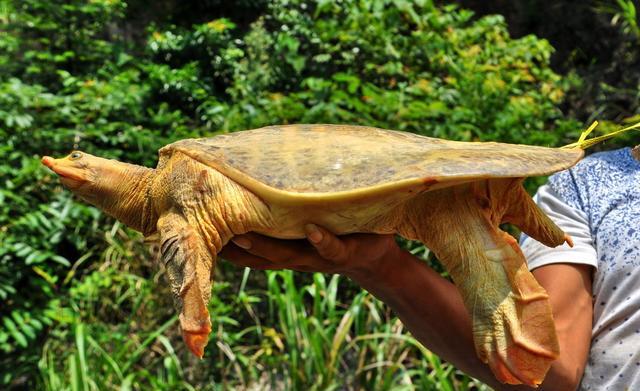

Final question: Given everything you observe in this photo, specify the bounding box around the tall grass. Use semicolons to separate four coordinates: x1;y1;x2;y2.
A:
36;226;490;390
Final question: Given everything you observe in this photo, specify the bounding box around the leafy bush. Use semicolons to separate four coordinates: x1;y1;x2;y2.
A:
1;0;584;389
236;1;579;146
454;0;640;130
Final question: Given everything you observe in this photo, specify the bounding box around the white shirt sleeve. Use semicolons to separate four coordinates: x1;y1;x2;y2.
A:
520;184;598;271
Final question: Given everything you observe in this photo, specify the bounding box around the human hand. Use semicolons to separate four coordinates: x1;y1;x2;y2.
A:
220;224;402;281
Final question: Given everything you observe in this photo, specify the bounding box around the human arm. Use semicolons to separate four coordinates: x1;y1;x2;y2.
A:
221;226;593;390
528;263;592;390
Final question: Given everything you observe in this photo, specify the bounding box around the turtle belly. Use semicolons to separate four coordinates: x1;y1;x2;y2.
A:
253;189;414;239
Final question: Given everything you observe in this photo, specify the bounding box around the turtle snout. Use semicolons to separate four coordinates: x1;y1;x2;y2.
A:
41;156;87;182
41;156;55;169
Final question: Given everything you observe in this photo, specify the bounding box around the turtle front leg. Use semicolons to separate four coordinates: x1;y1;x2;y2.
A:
401;179;563;386
158;211;215;358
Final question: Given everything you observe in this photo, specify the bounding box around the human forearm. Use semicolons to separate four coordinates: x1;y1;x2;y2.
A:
347;248;512;389
348;249;591;391
226;231;526;388
224;228;590;390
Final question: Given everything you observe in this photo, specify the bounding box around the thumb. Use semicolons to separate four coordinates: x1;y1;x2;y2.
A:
304;224;348;261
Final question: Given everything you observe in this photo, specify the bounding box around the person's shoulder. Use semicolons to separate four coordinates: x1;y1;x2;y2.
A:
551;148;630;183
573;147;629;171
546;148;631;210
580;147;630;168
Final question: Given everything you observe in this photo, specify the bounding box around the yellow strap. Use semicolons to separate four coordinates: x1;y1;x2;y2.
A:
561;120;640;150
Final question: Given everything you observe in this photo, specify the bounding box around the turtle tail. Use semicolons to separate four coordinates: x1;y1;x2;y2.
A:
502;184;572;249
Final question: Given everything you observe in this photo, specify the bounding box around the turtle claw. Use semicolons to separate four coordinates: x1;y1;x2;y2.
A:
178;269;213;359
486;348;544;387
564;234;574;248
182;322;211;359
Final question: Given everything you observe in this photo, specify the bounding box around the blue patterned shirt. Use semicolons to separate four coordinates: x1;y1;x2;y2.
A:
521;147;640;390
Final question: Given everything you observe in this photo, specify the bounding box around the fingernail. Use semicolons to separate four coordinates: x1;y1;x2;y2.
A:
232;237;252;250
305;224;323;244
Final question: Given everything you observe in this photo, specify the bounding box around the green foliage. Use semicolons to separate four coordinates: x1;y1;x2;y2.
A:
37;264;492;390
599;0;640;39
225;0;580;146
1;0;126;86
37;231;194;391
576;0;640;125
1;0;591;389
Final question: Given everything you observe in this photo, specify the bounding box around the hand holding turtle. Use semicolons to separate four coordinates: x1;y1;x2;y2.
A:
221;224;402;281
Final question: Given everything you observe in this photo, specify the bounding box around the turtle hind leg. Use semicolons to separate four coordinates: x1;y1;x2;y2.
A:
400;181;559;386
158;211;215;358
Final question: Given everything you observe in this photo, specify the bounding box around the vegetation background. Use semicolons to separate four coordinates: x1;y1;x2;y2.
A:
1;0;638;389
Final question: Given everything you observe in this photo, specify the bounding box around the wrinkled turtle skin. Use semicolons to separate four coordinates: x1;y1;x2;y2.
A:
41;124;584;386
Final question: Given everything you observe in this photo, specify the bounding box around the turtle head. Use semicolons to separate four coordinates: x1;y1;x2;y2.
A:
42;151;157;234
41;151;100;192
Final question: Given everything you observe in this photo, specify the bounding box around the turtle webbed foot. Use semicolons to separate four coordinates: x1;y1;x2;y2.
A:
181;315;212;359
178;266;213;359
476;290;559;386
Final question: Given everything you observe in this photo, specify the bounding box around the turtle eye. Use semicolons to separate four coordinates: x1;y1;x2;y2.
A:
70;151;83;160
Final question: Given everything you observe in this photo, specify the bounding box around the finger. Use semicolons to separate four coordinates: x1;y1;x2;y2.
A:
304;224;349;261
222;242;316;272
229;232;317;264
220;242;281;270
